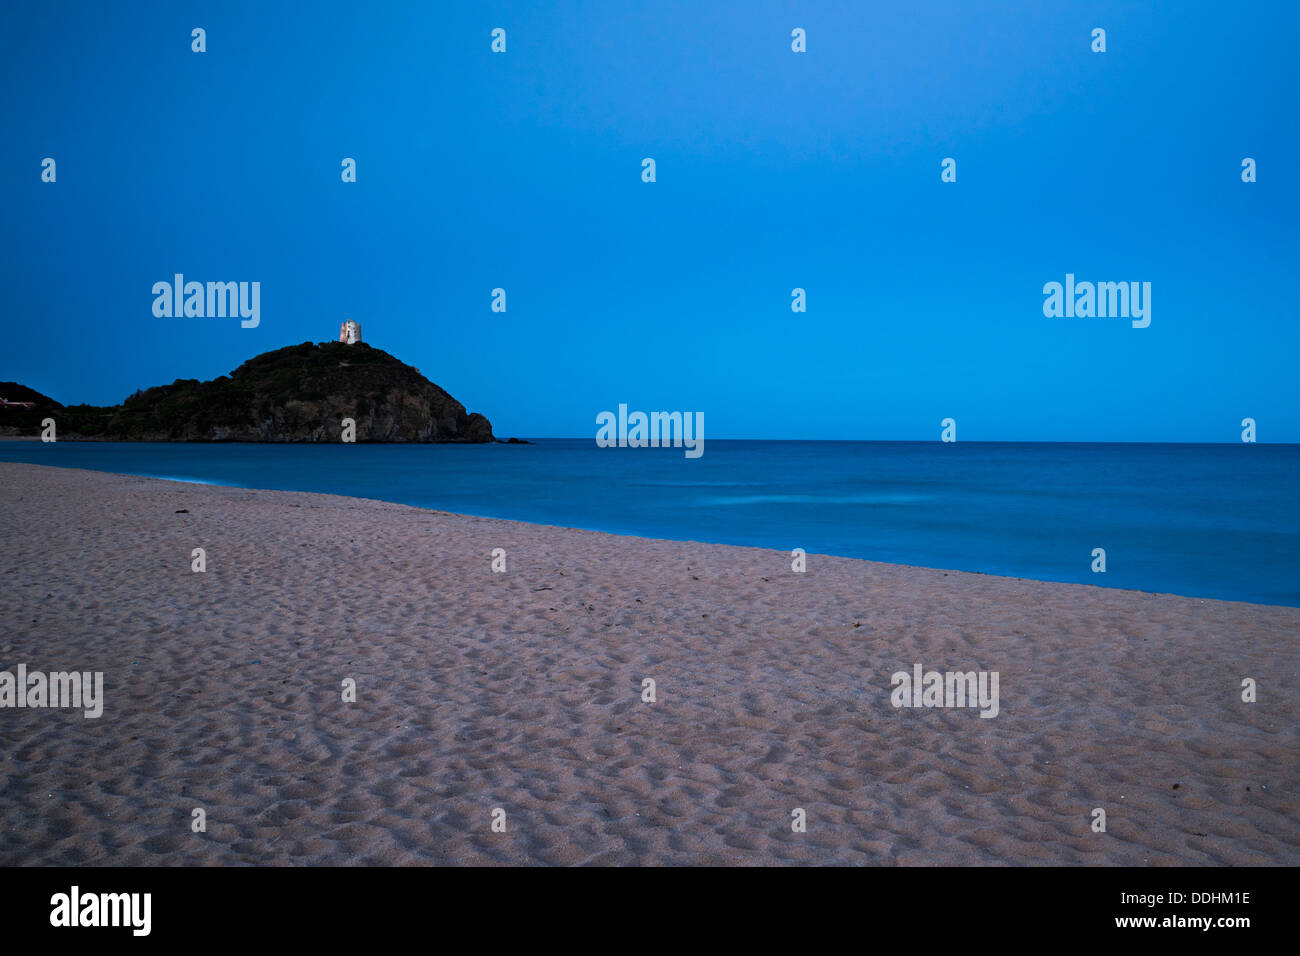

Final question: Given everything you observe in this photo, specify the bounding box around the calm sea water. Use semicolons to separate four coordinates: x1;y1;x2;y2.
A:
3;439;1297;606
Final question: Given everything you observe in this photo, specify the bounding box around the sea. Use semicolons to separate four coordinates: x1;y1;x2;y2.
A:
2;439;1297;606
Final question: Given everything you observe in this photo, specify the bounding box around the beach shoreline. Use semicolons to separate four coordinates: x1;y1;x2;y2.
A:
1;461;1296;865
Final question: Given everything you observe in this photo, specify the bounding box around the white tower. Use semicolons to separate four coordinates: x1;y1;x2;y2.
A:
339;319;361;344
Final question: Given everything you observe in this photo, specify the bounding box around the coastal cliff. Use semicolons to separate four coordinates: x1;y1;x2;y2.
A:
0;341;494;442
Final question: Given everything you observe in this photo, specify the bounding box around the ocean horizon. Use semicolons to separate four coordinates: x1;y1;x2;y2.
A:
4;438;1296;607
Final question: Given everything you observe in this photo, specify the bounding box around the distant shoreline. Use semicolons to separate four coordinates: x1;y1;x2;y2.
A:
0;435;530;444
0;458;1293;609
2;434;1295;446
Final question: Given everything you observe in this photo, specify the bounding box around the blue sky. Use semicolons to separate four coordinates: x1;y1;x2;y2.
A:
2;0;1296;440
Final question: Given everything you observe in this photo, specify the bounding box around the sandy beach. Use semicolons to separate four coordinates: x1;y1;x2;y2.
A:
0;460;1296;865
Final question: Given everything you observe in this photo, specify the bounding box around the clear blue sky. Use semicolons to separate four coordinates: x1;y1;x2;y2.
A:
2;0;1296;441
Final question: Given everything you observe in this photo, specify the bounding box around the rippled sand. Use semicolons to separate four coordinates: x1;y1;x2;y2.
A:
1;461;1295;865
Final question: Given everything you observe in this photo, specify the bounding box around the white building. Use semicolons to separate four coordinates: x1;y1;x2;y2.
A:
339;319;361;344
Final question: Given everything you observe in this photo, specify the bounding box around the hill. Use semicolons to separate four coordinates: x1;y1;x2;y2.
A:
0;342;494;442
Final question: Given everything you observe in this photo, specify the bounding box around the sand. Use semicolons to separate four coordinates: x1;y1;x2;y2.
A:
0;461;1295;865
